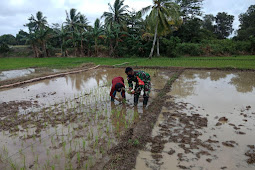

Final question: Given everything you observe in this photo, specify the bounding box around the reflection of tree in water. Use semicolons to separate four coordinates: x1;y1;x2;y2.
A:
171;74;196;98
171;71;228;98
195;71;228;81
182;71;196;80
197;71;210;80
230;72;255;93
66;69;110;91
209;71;228;81
62;68;171;96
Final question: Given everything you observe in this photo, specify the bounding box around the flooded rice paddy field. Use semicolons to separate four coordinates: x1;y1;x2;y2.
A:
0;68;63;81
135;70;255;170
0;68;255;170
0;68;170;169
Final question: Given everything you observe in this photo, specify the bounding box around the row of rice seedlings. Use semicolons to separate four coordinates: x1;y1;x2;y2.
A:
1;84;138;169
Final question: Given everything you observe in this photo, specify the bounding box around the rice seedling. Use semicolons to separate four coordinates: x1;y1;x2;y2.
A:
23;155;26;169
31;144;34;154
77;151;80;165
47;148;50;156
10;160;17;170
63;141;66;152
83;140;86;151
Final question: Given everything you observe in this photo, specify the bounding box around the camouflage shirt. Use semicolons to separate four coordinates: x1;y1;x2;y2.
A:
128;70;151;88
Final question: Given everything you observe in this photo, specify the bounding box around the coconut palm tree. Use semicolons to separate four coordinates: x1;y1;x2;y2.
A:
77;14;90;56
141;0;181;58
101;0;129;27
25;11;50;57
36;28;52;57
25;33;40;58
90;18;104;56
127;10;144;32
54;24;69;57
26;11;48;32
64;8;81;56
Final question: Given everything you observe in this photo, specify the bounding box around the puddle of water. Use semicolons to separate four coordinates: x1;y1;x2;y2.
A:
0;68;171;169
0;68;63;81
135;70;255;170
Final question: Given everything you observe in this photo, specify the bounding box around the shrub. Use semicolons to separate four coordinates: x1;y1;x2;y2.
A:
176;43;202;56
0;43;10;53
161;37;181;57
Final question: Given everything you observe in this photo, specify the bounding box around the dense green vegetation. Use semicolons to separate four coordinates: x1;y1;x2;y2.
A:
0;0;254;58
1;56;255;71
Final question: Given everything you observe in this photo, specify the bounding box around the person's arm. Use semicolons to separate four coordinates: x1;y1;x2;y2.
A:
110;86;114;98
128;78;133;90
122;86;126;98
110;86;122;101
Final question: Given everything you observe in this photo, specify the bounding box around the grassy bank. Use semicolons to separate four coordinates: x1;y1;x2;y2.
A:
1;55;255;71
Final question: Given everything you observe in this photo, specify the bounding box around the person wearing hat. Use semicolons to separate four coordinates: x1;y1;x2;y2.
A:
125;67;151;106
110;76;126;102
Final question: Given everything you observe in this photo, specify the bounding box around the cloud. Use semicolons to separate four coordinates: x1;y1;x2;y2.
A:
0;0;254;36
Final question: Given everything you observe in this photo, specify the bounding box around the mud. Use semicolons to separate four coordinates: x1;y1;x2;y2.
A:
0;67;174;169
246;145;255;164
134;70;255;170
100;70;182;170
1;68;255;169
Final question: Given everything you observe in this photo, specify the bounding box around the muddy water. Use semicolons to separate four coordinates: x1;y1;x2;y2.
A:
0;68;171;169
0;68;62;81
135;70;255;170
0;68;166;107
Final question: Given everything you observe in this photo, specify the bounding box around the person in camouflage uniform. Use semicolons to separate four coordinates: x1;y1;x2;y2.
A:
125;67;151;106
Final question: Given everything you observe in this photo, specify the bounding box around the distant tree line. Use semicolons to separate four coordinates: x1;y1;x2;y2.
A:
0;0;254;57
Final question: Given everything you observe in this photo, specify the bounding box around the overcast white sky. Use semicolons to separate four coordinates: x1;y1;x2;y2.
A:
0;0;254;36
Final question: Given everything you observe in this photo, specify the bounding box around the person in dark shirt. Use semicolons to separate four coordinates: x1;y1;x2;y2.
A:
110;77;126;102
125;67;151;106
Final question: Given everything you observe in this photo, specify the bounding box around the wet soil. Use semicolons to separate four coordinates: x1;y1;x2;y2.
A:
134;70;255;170
0;67;175;169
246;145;255;164
100;70;183;170
1;68;255;170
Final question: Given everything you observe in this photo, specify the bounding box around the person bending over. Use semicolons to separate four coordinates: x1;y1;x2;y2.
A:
110;76;126;102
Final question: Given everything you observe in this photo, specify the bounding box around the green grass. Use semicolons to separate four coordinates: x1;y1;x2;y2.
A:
0;55;255;71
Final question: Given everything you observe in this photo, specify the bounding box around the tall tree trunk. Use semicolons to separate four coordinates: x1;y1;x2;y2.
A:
35;46;40;58
157;37;160;57
74;41;76;57
149;22;158;59
109;40;114;56
80;39;84;57
95;38;98;56
42;41;47;57
32;44;37;58
61;44;63;55
72;32;77;57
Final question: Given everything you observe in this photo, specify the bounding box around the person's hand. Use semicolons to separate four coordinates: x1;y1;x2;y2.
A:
131;90;135;94
117;98;124;102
